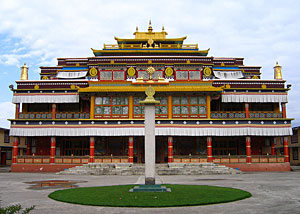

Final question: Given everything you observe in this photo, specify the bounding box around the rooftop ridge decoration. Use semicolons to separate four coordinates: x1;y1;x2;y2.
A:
91;21;209;57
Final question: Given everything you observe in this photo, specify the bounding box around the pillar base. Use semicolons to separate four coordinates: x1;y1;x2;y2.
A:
145;177;155;185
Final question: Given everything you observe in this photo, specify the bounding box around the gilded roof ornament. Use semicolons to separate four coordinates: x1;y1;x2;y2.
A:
274;61;282;80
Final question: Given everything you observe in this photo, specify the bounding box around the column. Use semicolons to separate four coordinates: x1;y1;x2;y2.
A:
51;104;56;119
207;96;211;119
90;95;95;119
207;136;213;162
50;137;56;164
129;96;133;119
128;136;134;163
168;136;173;163
282;103;286;118
168;96;172;119
271;138;275;156
246;136;252;163
89;137;95;163
15;103;20;119
144;104;156;184
26;139;31;155
12;137;18;164
284;136;289;162
245;103;249;118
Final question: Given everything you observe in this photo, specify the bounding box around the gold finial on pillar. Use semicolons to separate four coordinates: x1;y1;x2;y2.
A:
274;61;282;80
148;20;153;32
20;62;28;80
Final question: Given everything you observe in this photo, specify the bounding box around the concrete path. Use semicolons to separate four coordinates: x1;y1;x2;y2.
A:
0;172;299;214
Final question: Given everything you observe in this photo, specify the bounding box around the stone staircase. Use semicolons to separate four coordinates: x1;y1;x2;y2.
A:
58;163;241;175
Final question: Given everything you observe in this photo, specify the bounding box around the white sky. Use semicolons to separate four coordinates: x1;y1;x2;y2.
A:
0;0;299;128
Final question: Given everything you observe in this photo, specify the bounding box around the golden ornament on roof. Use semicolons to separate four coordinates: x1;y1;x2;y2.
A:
127;67;136;76
165;67;173;76
89;67;98;76
203;67;212;76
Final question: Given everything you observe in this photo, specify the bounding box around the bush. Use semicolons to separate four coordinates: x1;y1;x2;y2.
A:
0;204;35;214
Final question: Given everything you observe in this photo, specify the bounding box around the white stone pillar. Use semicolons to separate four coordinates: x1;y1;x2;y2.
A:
144;104;156;185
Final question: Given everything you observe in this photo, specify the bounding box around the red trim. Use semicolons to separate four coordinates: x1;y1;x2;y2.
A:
168;136;173;163
284;136;289;162
207;137;212;162
50;137;56;164
128;137;133;163
12;137;18;164
89;137;95;163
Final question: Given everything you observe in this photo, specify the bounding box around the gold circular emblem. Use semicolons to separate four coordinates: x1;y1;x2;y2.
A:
203;67;212;76
262;84;267;89
89;67;98;76
145;86;155;98
127;67;136;76
34;85;39;89
42;76;48;80
225;84;231;89
147;67;155;75
70;84;76;89
165;67;173;76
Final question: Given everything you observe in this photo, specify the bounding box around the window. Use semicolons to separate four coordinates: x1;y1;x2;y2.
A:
94;96;129;118
4;130;9;143
133;96;168;118
57;103;80;112
293;147;298;160
172;96;207;118
250;103;274;111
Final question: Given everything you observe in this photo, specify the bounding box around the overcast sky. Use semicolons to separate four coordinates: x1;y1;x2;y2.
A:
0;0;299;128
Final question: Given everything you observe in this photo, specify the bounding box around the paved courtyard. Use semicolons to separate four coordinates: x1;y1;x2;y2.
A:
0;170;299;214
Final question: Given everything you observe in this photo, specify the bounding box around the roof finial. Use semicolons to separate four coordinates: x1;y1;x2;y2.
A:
136;26;139;32
162;26;165;32
148;20;153;32
274;61;282;80
20;62;28;80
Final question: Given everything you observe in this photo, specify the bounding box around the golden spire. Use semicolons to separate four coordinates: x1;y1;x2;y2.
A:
274;61;282;80
162;26;165;32
20;62;28;80
136;26;139;32
148;20;153;32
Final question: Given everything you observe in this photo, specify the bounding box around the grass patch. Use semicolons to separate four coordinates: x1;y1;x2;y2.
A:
49;184;251;207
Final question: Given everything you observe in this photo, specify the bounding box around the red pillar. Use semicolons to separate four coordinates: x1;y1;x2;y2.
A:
12;137;18;164
50;137;56;164
207;137;213;162
128;137;134;163
246;136;252;163
168;136;173;163
281;103;286;118
52;104;56;119
26;140;31;155
15;104;20;119
89;137;95;163
245;103;249;118
284;136;289;162
271;138;275;156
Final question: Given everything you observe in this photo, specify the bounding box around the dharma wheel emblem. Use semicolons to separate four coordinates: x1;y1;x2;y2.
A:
146;67;156;80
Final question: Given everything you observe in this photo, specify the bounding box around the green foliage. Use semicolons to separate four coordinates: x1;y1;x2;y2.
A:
0;204;35;214
49;184;251;207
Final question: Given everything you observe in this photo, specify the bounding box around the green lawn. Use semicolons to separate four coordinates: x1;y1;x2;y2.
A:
49;184;251;207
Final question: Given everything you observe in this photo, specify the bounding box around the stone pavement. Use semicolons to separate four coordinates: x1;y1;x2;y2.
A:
0;172;299;214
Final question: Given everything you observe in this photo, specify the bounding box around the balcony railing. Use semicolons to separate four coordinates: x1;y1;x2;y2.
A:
16;155;128;164
211;112;246;119
211;111;283;119
18;112;90;119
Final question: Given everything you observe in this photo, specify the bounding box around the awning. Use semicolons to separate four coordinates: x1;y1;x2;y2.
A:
222;93;288;103
56;71;88;79
214;70;244;79
10;126;291;136
12;93;79;103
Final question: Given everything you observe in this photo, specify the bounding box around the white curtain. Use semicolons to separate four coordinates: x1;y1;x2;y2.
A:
222;93;288;103
213;71;244;79
10;126;292;137
12;94;79;103
56;71;88;79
